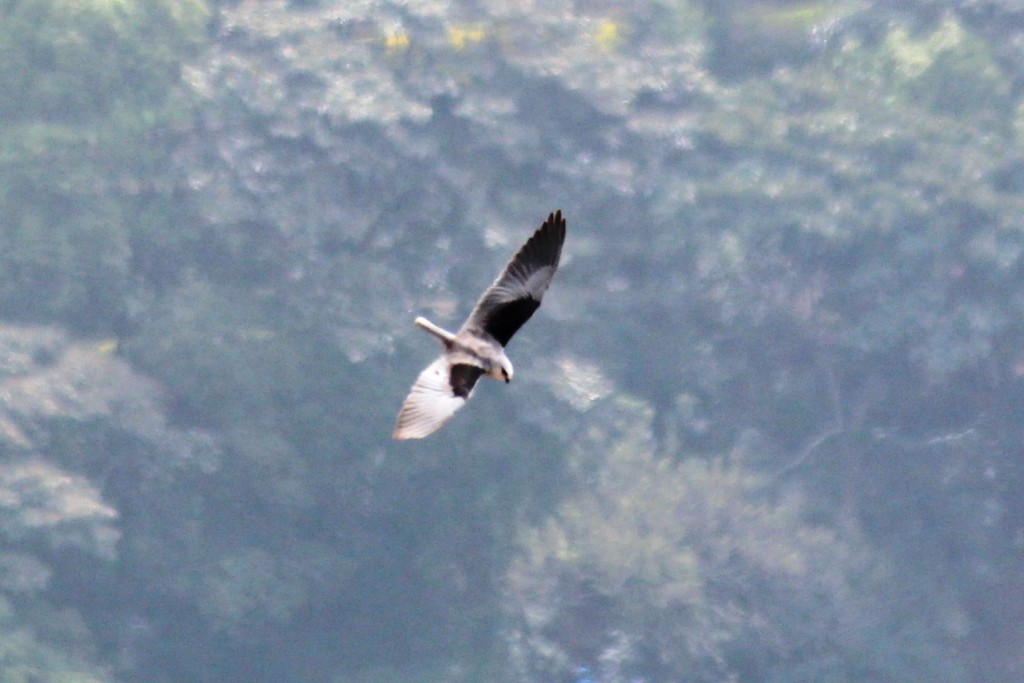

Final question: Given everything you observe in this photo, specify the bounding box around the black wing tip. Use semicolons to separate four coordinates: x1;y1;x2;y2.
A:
544;209;566;234
533;209;566;253
507;209;566;270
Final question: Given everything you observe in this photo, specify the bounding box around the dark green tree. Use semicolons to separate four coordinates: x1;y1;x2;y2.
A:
0;0;209;331
505;398;965;683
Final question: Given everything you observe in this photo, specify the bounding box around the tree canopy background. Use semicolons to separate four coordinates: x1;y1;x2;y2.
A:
0;0;1022;681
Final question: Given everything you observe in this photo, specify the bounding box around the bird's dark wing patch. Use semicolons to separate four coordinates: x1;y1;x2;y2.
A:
464;210;566;347
449;363;484;398
483;298;541;348
394;356;472;440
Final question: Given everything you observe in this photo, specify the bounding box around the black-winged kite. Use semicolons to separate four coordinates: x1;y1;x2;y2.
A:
393;210;567;439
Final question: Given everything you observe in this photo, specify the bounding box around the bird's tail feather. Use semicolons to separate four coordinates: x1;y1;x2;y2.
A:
414;316;456;344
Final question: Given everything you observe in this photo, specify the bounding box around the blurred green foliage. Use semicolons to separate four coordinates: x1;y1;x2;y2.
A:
506;399;963;683
0;0;209;330
0;325;181;682
0;594;113;683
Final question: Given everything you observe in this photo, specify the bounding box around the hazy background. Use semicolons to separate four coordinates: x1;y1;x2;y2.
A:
0;0;1022;681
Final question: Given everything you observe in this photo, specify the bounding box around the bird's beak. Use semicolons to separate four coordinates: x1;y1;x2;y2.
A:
505;377;510;384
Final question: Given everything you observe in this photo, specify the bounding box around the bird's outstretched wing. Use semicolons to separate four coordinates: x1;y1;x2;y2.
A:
393;357;484;439
462;210;566;346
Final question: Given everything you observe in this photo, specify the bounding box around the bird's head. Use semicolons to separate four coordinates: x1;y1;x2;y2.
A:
493;357;513;383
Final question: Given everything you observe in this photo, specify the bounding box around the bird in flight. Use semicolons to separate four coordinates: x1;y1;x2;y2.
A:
393;210;567;440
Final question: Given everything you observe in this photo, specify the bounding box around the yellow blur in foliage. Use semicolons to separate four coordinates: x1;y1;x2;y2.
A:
94;338;119;354
448;24;486;50
594;19;621;50
384;29;409;53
